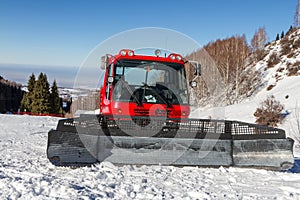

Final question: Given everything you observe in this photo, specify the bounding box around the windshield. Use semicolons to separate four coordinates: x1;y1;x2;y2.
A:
112;59;188;105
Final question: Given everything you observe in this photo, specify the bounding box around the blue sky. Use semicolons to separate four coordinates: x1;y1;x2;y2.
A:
0;0;297;67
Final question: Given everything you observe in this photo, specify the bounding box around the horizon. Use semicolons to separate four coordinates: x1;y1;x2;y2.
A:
0;63;79;88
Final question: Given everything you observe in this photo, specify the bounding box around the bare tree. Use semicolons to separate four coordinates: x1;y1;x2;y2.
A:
186;35;251;106
251;27;268;62
295;0;300;27
233;35;250;102
254;95;284;127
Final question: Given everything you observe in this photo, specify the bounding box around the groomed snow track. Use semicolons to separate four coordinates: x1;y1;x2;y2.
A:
47;115;294;170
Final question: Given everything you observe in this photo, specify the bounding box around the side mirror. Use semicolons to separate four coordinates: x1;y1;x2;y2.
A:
100;55;107;70
190;81;197;88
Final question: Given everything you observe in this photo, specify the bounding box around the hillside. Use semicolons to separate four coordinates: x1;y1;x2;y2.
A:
254;27;300;92
191;28;300;147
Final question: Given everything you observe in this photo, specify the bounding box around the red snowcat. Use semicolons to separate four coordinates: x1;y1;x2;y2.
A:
47;49;294;170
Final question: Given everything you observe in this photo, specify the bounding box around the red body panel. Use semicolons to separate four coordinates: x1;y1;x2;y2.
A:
99;49;190;118
102;102;190;118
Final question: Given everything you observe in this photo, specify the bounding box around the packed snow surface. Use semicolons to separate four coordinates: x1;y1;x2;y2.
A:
0;114;300;199
191;76;300;149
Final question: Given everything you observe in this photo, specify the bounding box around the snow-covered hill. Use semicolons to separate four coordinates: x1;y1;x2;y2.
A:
0;114;300;199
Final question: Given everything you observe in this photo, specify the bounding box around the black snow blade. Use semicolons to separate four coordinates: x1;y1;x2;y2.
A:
47;114;294;170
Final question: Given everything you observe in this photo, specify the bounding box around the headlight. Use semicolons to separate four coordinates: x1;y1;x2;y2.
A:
120;50;126;56
176;55;182;61
128;51;134;56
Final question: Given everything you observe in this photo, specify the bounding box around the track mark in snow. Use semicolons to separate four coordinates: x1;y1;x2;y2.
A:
30;131;46;135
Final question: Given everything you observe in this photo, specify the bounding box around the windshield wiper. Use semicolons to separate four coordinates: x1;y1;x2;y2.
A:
142;83;172;108
114;60;142;106
141;65;172;108
119;78;142;106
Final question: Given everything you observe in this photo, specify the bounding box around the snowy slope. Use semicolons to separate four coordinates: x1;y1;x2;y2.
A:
191;29;300;152
1;114;300;199
191;76;300;145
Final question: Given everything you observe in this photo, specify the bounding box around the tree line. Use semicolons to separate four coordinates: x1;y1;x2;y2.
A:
186;34;253;106
186;26;279;106
0;76;23;113
21;73;62;115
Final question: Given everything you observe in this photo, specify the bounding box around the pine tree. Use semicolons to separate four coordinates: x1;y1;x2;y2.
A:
31;73;51;114
0;81;4;113
50;80;61;114
287;26;294;35
281;31;285;39
15;86;23;112
20;73;36;112
276;34;280;41
28;73;36;93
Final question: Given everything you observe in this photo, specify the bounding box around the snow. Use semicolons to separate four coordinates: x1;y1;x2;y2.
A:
1;114;300;199
2;33;300;199
190;76;300;140
74;109;99;117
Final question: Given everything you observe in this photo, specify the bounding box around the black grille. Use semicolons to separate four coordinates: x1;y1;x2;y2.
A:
56;114;286;140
